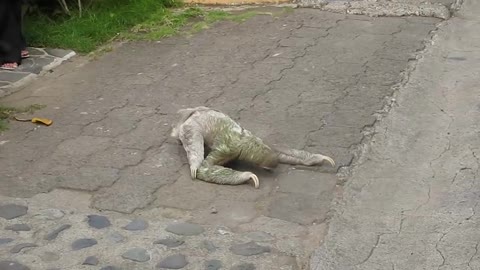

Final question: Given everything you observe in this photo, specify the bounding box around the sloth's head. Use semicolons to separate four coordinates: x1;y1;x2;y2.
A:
259;151;279;170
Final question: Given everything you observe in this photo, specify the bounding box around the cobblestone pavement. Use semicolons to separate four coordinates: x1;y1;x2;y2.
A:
0;8;439;269
0;48;75;98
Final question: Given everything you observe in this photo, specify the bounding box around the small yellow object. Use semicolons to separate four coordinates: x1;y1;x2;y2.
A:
14;116;53;126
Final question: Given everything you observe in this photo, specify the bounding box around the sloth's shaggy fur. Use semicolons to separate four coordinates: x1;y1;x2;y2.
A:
171;106;335;188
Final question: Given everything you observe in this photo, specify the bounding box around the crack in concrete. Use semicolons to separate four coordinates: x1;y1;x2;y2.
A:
132;165;187;214
468;241;479;270
354;233;382;266
90;137;176;212
203;16;292;111
451;167;472;184
436;233;447;269
245;18;343;120
79;99;130;135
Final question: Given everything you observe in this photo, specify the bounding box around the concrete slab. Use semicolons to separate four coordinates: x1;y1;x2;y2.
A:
310;0;480;269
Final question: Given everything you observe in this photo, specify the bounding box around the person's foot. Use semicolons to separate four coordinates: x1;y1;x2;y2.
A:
21;50;29;59
0;62;18;70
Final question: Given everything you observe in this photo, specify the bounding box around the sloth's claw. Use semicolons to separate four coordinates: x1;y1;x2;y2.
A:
251;174;260;189
324;156;335;167
190;167;197;179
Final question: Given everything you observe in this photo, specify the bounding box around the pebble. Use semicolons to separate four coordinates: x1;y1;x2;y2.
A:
121;247;150;262
166;222;204;236
231;263;256;270
44;224;71;241
107;231;125;243
5;224;31;232
123;218;148;231
156;254;188;269
154;238;185;248
0;260;30;270
72;238;98;250
10;243;38;253
200;240;217;252
244;231;274;242
33;209;65;220
229;241;271;256
83;256;99;266
0;238;14;245
87;214;111;229
100;266;121;270
210;207;218;214
205;259;222;270
0;204;28;220
216;227;232;235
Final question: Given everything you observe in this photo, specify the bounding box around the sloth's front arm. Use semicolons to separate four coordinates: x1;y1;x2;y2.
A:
178;124;205;179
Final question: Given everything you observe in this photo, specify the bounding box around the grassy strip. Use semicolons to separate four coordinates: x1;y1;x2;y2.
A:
24;0;282;54
24;0;179;53
0;104;46;131
122;9;262;41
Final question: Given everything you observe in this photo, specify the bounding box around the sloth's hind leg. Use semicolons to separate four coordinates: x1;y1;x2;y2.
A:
196;161;260;188
275;147;335;167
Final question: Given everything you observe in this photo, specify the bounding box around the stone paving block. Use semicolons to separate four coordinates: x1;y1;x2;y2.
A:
277;170;337;196
150;171;217;211
192;200;258;227
91;144;183;213
336;90;387;111
17;57;55;74
238;216;307;238
324;109;377;128
55;166;119;191
213;177;276;202
0;71;28;83
267;191;333;225
0;204;28;220
92;181;159;213
51;136;112;165
279;37;317;47
269;46;309;60
301;12;346;29
343;17;405;35
6;172;62;197
308;126;363;148
82;106;155;138
87;147;143;169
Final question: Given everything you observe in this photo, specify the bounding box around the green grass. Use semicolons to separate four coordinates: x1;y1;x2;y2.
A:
0;104;46;131
24;0;291;54
24;0;180;53
124;9;263;40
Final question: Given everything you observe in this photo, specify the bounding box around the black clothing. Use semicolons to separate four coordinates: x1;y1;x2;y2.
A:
0;0;26;65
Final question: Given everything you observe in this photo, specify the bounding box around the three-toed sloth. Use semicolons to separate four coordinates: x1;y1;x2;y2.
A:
171;106;335;188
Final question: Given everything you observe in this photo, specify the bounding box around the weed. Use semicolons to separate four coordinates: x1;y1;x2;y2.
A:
0;104;46;131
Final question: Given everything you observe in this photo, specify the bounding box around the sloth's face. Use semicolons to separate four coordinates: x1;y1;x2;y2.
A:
260;153;279;170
